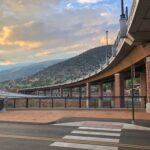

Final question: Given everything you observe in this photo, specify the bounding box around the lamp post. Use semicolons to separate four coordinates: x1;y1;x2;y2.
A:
131;64;135;124
106;30;109;64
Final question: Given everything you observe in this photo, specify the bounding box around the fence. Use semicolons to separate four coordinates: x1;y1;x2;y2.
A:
2;96;146;109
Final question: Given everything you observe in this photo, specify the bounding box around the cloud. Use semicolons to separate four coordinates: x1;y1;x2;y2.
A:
35;51;51;57
0;26;41;49
0;0;132;64
77;0;103;4
100;12;109;17
0;60;16;65
100;35;115;45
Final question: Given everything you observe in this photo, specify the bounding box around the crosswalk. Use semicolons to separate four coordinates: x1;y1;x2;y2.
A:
50;121;122;150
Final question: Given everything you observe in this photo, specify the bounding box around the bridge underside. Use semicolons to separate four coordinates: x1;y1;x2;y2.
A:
18;0;150;112
19;44;150;112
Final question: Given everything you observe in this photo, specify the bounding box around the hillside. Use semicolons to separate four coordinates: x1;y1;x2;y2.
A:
1;45;112;89
0;59;64;82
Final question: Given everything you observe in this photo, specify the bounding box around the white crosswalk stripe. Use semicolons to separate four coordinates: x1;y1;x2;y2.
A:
50;121;122;150
63;135;120;143
51;142;118;150
71;130;121;137
79;127;122;132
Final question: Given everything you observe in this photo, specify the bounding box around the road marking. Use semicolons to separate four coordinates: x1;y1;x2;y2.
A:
0;134;150;150
54;121;150;131
50;142;118;150
79;127;121;132
63;135;119;143
72;130;121;137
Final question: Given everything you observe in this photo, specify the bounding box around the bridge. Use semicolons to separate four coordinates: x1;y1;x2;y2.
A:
18;0;150;112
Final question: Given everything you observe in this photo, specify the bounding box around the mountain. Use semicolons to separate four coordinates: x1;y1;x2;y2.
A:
0;59;64;82
0;45;112;89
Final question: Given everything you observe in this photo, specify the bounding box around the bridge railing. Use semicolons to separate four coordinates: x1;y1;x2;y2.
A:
4;96;146;110
127;0;139;31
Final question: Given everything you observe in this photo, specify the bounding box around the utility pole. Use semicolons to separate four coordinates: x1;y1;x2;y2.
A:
131;64;135;124
106;30;109;64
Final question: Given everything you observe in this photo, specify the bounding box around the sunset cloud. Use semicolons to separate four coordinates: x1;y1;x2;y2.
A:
0;0;132;64
35;51;51;57
0;26;41;49
0;60;16;65
100;36;115;45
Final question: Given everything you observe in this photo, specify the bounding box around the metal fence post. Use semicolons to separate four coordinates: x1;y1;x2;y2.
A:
144;96;147;109
26;98;29;108
52;98;53;108
39;99;41;108
65;97;67;108
131;65;135;124
79;96;81;108
14;99;16;108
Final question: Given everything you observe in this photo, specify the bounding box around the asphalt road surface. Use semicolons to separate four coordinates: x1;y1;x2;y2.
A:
0;118;150;150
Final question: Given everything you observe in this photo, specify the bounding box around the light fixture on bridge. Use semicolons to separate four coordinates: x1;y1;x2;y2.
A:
120;0;127;38
105;30;109;64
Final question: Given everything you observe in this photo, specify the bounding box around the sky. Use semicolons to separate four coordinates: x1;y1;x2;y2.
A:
0;0;132;65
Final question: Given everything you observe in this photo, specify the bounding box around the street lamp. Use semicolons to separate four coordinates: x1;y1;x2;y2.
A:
131;64;135;124
106;30;109;64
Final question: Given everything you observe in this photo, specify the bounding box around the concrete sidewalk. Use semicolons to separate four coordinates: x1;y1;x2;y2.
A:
0;110;150;124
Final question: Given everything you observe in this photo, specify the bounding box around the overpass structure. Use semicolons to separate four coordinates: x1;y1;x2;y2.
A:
19;0;150;112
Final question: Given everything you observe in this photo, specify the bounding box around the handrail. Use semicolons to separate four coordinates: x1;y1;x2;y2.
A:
127;0;139;31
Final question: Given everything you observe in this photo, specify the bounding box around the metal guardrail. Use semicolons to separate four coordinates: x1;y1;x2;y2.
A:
127;0;139;30
4;96;146;109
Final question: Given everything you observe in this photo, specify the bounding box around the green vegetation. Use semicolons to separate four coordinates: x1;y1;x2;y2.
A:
0;45;112;90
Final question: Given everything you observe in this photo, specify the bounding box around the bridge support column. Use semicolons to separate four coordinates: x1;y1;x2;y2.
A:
139;73;146;108
36;90;39;95
50;90;53;97
140;73;147;97
86;82;90;108
69;88;72;98
146;56;150;113
114;73;124;108
44;90;47;96
60;88;63;97
79;87;82;98
110;82;115;108
98;83;103;108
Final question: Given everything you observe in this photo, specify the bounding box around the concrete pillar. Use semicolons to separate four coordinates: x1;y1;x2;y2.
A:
79;87;82;97
50;90;53;97
60;88;63;97
98;83;103;108
140;73;146;109
44;90;47;96
146;56;150;112
110;82;115;108
140;73;146;97
86;82;91;108
114;73;124;108
36;90;39;95
69;88;72;98
0;99;4;110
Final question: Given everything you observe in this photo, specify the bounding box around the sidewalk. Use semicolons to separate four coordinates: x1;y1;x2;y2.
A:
0;109;150;124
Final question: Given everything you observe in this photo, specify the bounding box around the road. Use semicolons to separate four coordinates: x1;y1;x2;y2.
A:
0;118;150;150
